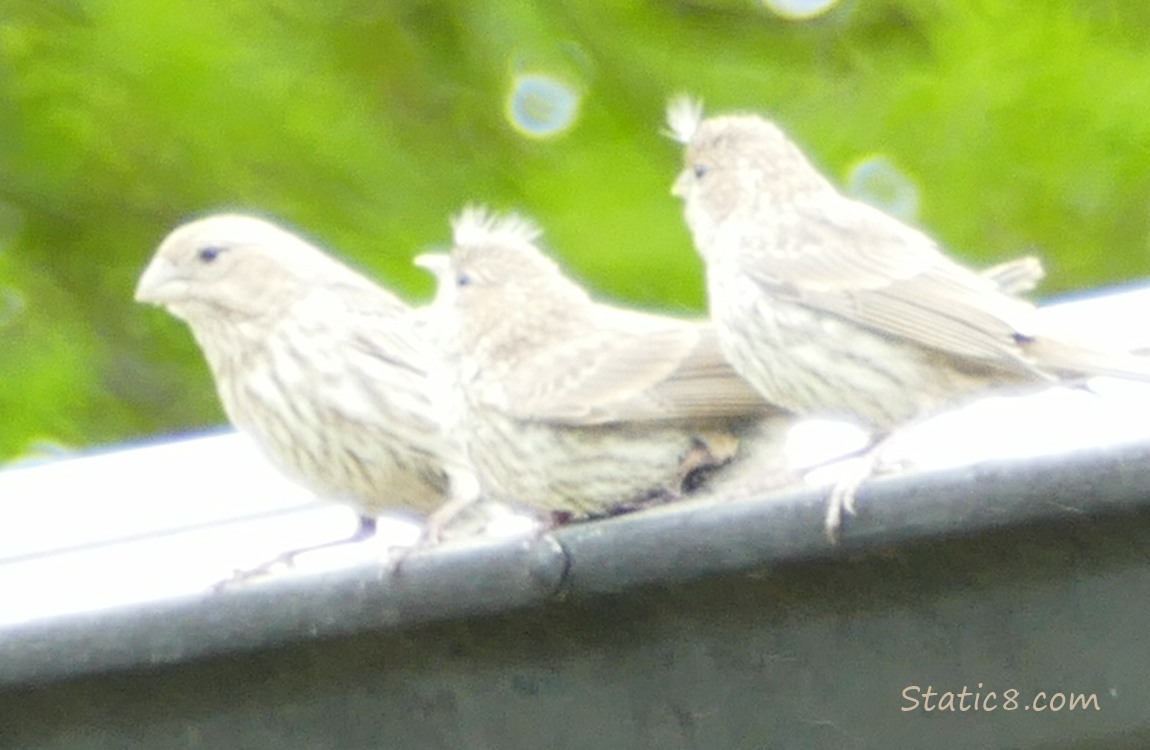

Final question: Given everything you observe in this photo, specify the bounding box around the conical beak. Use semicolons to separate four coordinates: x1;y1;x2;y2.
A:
134;257;183;304
413;252;451;281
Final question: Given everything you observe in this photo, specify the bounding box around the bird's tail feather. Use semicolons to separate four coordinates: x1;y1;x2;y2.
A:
1029;337;1150;382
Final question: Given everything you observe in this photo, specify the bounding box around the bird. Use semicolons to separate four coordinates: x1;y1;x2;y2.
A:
135;213;475;549
415;206;794;520
667;96;1150;535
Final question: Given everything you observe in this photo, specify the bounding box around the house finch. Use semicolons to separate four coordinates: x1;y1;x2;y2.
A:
667;96;1150;430
667;97;1150;536
135;214;473;538
416;206;793;520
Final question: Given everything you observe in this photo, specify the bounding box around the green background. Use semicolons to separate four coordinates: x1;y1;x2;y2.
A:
1;0;1148;460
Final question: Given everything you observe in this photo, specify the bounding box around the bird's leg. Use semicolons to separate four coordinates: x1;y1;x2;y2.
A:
822;429;922;543
823;456;874;543
420;492;483;546
214;514;380;590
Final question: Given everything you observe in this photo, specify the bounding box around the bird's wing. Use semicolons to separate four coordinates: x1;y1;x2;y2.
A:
331;283;432;375
489;309;778;426
740;196;1044;371
290;282;450;448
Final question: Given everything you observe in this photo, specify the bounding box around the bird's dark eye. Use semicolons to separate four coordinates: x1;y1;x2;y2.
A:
198;246;224;263
693;164;708;179
456;272;472;287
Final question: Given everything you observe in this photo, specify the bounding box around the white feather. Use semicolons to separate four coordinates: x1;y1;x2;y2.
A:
665;94;704;144
451;205;542;250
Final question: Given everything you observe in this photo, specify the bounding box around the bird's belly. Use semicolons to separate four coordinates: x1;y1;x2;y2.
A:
466;409;702;518
716;296;998;430
217;360;448;516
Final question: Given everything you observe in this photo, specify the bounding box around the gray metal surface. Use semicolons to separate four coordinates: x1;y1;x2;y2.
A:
2;439;1149;748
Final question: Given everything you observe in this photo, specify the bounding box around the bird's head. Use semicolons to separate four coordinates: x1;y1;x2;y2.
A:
416;206;591;361
666;96;834;252
136;214;345;324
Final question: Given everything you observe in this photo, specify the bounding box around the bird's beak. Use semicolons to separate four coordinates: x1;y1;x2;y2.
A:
671;169;690;198
414;252;456;309
134;257;183;304
413;252;451;281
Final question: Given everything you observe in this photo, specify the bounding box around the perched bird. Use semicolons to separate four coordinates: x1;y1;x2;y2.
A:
667;97;1150;428
135;214;472;541
667;97;1150;534
416;206;792;520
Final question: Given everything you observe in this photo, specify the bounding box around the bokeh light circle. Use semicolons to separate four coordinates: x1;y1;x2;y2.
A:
762;0;843;21
846;154;920;222
505;73;582;139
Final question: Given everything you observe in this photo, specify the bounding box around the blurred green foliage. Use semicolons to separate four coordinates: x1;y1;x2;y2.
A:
1;0;1149;459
